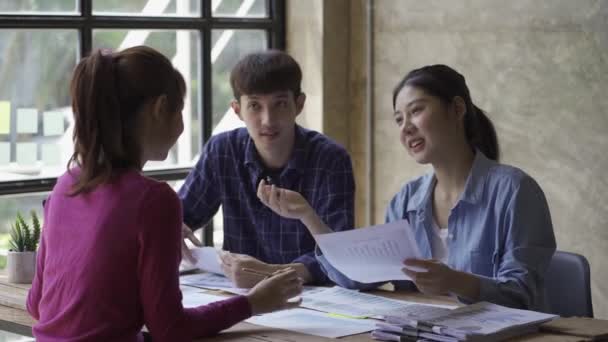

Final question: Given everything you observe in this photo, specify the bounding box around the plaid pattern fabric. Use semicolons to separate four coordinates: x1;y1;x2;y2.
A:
178;125;355;284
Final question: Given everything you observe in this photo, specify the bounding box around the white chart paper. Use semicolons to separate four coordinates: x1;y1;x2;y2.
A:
315;219;423;283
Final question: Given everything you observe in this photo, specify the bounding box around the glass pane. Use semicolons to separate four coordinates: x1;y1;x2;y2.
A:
0;29;78;184
93;29;201;169
211;29;267;135
212;0;267;18
0;0;78;14
93;0;200;17
0;192;47;273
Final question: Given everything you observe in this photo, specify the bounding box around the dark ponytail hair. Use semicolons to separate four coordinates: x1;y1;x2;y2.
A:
69;46;186;195
392;65;499;161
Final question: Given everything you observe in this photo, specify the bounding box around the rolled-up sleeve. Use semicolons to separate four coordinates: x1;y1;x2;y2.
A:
178;140;221;230
473;176;556;310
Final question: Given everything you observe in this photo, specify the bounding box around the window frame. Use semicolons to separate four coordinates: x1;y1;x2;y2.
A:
0;0;286;196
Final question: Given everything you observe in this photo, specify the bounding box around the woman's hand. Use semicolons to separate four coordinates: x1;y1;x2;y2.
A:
181;223;203;264
402;259;458;296
219;251;275;288
246;268;303;315
257;180;314;221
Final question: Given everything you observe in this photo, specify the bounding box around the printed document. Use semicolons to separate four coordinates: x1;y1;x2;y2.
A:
301;286;454;318
246;308;377;338
315;219;423;283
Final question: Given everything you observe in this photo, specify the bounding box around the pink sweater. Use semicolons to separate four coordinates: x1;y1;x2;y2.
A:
27;169;251;341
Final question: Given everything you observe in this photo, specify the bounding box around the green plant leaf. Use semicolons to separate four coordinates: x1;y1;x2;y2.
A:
31;210;41;251
18;212;33;252
9;223;20;251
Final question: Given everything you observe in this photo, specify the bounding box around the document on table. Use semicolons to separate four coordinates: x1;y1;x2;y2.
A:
191;247;224;275
315;219;423;283
180;272;239;291
180;285;228;308
246;308;377;338
301;286;454;318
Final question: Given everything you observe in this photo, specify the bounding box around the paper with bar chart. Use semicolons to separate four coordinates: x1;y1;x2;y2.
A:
315;219;423;283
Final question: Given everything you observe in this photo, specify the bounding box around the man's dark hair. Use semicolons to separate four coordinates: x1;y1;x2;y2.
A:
230;49;302;100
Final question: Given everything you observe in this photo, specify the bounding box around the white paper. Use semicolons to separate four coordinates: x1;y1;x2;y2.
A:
300;286;448;318
180;285;228;308
179;272;253;296
16;143;37;165
43;111;65;136
315;219;423;283
246;308;377;338
41;143;61;165
17;108;38;134
191;247;223;275
0;142;9;165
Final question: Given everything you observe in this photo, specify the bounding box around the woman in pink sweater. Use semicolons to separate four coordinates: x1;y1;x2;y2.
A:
26;46;302;342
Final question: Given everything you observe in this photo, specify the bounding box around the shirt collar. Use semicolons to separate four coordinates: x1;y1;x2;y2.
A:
406;150;492;212
243;125;307;176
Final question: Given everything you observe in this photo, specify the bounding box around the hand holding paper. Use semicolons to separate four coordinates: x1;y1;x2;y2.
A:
315;219;423;283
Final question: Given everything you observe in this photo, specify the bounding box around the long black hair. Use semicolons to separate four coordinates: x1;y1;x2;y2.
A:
392;64;499;161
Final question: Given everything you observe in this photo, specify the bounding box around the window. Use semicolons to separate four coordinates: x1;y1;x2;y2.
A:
0;0;285;259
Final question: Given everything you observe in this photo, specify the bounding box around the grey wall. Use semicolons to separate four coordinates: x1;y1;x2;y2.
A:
287;0;608;317
372;0;608;318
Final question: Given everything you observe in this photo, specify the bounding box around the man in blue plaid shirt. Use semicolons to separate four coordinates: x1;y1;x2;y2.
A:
178;50;355;287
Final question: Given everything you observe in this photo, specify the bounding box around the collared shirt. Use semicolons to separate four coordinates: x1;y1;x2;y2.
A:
179;125;355;284
317;152;556;311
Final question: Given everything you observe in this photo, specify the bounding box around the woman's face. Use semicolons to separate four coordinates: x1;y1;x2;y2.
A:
393;85;458;164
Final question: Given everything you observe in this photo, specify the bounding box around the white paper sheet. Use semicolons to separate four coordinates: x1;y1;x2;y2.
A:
246;308;377;338
191;246;223;275
180;272;236;290
17;108;38;134
43;111;64;136
0;101;10;135
315;219;423;283
300;286;452;318
180;285;228;308
16;143;36;165
41;143;61;165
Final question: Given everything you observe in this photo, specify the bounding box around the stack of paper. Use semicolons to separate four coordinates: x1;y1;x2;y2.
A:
373;302;557;342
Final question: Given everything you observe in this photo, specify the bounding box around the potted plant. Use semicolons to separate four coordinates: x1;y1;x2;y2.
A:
7;210;41;284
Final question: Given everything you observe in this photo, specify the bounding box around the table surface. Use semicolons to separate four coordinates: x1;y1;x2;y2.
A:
0;276;578;342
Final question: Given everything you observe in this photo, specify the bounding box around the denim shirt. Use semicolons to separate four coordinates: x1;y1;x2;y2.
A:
317;152;556;311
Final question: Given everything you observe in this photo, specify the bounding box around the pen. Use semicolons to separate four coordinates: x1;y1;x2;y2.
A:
241;268;274;278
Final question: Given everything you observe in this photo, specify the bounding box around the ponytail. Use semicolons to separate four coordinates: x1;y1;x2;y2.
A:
393;64;500;161
68;46;186;195
467;105;499;161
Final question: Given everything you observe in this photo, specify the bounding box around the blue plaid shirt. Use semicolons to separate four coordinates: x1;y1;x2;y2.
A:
178;125;355;284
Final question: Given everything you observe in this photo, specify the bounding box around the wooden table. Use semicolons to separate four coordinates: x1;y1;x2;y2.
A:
0;277;576;341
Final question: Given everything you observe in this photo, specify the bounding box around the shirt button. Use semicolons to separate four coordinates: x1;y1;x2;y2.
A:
448;233;454;239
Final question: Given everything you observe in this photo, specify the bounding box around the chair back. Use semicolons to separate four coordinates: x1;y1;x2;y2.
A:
545;251;593;317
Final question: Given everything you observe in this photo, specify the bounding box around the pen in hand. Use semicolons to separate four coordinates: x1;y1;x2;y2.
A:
241;268;274;279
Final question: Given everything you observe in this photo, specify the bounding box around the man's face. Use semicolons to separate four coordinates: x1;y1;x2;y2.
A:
232;90;305;152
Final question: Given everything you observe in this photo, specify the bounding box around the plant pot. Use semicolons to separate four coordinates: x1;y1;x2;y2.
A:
7;251;37;284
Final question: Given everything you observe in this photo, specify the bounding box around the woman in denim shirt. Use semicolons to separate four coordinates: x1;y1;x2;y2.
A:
257;64;556;311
